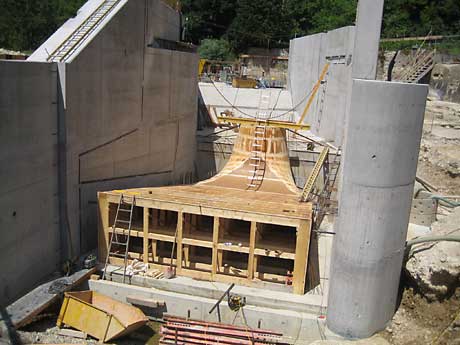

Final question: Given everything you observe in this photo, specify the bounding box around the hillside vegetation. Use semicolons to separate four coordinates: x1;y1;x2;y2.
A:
0;0;459;54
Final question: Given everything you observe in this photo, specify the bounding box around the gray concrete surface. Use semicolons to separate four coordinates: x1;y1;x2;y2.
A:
0;61;60;307
199;82;294;121
287;27;355;146
351;0;384;80
89;279;329;344
327;79;428;338
0;0;197;306
63;0;198;254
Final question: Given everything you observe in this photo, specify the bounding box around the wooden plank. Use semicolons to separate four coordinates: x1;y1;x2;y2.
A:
151;240;158;262
102;190;311;225
216;116;311;130
109;227;143;237
98;193;109;262
217;243;250;254
183;214;190;266
292;220;311;295
143;207;149;264
176;212;183;274
212;217;220;278
5;268;96;329
253;248;295;260
247;222;257;280
148;232;175;242
105;195;305;227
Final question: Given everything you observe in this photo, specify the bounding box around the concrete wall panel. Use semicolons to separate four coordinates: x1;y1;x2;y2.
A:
288;27;355;144
1;0;197;302
288;33;326;128
0;61;59;306
146;0;181;44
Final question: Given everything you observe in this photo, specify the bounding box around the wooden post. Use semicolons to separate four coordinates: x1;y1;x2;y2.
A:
212;217;220;278
143;207;149;264
293;220;311;294
98;193;109;262
176;212;184;274
247;221;257;280
183;214;191;266
151;241;158;262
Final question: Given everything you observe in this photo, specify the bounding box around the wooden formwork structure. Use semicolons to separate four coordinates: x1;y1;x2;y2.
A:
98;126;314;294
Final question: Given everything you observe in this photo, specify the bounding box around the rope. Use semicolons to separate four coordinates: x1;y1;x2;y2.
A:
210;80;257;118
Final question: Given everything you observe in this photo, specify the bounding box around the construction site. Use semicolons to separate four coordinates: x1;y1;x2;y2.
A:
0;0;459;344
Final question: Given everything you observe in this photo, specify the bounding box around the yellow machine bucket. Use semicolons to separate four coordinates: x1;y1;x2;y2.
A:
57;291;148;342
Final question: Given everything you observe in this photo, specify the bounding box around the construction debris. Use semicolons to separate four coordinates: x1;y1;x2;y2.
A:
126;259;149;277
57;328;87;339
56;291;148;342
160;316;288;344
405;207;460;301
2;268;95;330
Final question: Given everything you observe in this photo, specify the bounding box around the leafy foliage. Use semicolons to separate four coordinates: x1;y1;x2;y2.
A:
198;38;234;60
0;0;459;55
0;0;86;51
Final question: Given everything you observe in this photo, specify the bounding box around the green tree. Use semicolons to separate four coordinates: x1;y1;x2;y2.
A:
0;0;86;51
226;0;294;52
181;0;237;44
198;38;234;60
382;0;460;38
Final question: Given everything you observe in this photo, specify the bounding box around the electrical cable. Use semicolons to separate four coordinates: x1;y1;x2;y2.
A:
210;79;257;118
210;78;320;121
267;88;283;119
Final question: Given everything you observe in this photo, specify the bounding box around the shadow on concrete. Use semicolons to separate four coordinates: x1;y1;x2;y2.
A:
0;307;21;345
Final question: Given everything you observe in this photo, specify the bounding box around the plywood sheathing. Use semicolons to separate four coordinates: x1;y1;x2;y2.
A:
99;126;313;294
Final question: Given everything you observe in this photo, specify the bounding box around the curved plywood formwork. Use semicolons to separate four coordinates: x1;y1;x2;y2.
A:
199;126;300;195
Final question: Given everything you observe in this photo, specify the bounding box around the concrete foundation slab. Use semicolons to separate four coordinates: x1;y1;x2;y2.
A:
89;279;328;344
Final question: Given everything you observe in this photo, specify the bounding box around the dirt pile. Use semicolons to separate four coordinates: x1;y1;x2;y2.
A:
405;208;460;301
417;100;460;193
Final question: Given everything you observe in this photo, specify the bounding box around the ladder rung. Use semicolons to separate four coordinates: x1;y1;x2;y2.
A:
118;208;132;212
110;252;128;258
111;241;128;246
116;219;130;224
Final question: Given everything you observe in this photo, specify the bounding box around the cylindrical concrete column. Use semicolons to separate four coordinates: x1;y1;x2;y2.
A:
327;79;428;338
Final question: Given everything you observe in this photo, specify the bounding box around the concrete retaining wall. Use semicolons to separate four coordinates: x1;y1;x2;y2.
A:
0;0;198;306
0;61;60;306
287;27;354;145
63;0;198;254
